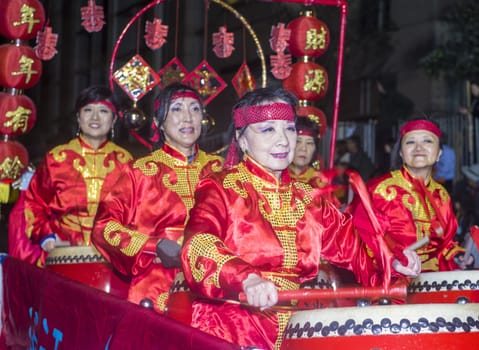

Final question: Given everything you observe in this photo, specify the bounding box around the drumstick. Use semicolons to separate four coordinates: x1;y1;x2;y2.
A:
238;280;408;304
406;236;429;251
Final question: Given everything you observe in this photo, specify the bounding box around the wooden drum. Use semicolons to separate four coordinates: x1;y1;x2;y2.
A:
407;270;479;304
45;245;129;299
282;303;479;349
166;272;194;325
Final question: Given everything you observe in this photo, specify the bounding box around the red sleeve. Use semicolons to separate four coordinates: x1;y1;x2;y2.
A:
181;177;261;300
92;166;160;277
23;159;55;244
8;191;45;266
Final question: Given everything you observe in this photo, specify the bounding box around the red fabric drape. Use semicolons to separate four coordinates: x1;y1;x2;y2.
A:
1;257;239;350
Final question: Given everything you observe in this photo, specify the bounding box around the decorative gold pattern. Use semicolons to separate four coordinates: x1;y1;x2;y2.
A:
303;68;326;94
374;169;449;245
11;55;38;84
225;163;313;269
13;4;41;33
51;139;131;244
5;105;32;133
276;311;292;350
188;233;236;287
156;292;168;312
263;272;299;291
103;221;149;257
134;149;221;213
305;27;328;50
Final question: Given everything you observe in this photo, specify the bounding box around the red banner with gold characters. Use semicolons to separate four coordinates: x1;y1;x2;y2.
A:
1;257;240;350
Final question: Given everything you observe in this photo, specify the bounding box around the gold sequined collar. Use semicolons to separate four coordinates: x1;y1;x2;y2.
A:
243;155;291;187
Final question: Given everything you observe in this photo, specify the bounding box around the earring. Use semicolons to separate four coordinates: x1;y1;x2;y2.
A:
111;127;115;139
76;125;80;137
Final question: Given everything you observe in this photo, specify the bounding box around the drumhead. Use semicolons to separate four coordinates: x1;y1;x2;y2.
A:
409;270;479;293
284;303;479;339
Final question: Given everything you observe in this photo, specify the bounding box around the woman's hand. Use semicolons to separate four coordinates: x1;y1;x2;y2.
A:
241;273;278;310
392;249;421;277
41;239;55;252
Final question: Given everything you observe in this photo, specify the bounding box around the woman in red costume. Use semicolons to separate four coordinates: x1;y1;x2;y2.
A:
180;87;421;350
19;86;132;265
352;117;468;272
289;116;341;207
92;83;222;312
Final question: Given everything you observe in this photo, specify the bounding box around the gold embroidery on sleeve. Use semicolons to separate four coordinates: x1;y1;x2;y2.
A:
188;233;236;288
103;221;149;256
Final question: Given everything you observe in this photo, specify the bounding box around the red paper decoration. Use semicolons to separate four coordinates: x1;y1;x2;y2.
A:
183;60;226;105
287;13;330;59
113;54;160;102
0;92;36;137
81;0;105;33
0;43;43;90
34;26;58;60
269;22;292;80
282;61;328;101
144;18;168;50
157;57;188;88
270;22;290;53
0;0;45;40
296;105;327;137
0;140;29;183
232;62;256;97
212;26;235;58
270;52;292;80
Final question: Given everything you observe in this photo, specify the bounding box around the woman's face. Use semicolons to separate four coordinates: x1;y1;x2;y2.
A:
77;102;116;144
292;134;316;170
400;130;441;171
238;118;297;178
161;97;203;156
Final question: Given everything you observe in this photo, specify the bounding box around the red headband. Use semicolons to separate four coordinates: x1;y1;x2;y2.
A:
225;102;295;168
400;120;441;139
297;129;316;137
153;90;201;112
90;100;116;114
171;90;201;102
233;102;295;128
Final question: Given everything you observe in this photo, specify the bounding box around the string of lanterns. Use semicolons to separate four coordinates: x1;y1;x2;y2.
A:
0;0;49;203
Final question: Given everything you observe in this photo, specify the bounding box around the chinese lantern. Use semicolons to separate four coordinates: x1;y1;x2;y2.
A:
0;92;36;137
282;60;328;101
0;43;43;90
287;11;330;59
0;140;29;202
0;0;45;41
296;104;327;137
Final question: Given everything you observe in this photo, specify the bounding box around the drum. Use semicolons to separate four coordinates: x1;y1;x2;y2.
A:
45;245;129;299
407;270;479;304
165;272;194;325
282;303;479;349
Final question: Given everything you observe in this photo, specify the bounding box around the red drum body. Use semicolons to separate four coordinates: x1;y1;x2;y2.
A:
281;303;479;349
166;272;194;325
407;271;479;304
45;246;129;299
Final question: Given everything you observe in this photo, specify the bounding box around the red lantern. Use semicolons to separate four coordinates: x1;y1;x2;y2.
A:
0;43;43;90
287;11;330;59
0;140;29;183
282;61;328;101
0;0;45;41
296;105;327;137
0;92;36;137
